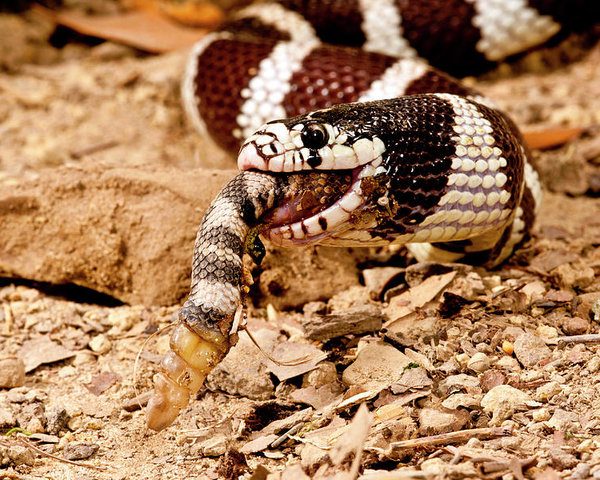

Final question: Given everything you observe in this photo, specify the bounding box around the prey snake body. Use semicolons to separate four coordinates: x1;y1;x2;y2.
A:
146;0;598;430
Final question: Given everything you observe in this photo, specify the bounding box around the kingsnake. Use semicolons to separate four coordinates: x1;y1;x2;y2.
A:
146;0;599;430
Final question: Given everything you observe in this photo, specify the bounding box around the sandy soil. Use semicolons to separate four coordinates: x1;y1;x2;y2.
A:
0;5;599;480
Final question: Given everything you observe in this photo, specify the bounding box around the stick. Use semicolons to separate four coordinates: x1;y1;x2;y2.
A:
556;334;600;345
372;426;512;457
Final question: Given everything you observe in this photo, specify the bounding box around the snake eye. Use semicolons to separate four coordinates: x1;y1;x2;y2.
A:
301;124;329;149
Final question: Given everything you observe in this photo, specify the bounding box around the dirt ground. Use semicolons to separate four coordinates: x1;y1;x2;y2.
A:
0;4;599;480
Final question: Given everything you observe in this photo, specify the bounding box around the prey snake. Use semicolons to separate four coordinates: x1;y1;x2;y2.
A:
145;0;599;430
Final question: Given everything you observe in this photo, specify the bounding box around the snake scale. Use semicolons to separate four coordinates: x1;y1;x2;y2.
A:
146;0;599;430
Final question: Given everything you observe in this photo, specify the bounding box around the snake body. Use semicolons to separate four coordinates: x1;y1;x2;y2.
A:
146;0;598;430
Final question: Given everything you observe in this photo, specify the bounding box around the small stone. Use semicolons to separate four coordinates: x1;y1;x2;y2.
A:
302;362;338;388
467;352;490;373
513;333;551;367
560;316;590;336
545;408;579;431
496;356;520;371
191;434;228;457
532;408;551;422
342;342;411;390
536;325;558;339
455;353;470;369
4;445;35;466
575;292;600;320
570;463;591;480
441;393;481;410
63;442;99;461
481;385;532;415
480;370;506;392
587;355;600;373
438;374;480;396
549;447;578;470
0;404;16;429
0;357;25;388
553;263;595;290
88;334;111;354
300;443;328;472
207;331;275;400
418;407;469;435
45;405;69;435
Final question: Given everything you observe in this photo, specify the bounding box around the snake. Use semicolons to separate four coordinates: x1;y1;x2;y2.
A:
145;0;599;430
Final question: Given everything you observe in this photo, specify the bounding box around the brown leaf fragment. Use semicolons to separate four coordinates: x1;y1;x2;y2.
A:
301;305;384;341
384;271;457;326
37;6;207;53
263;341;327;382
20;337;76;373
522;126;584;150
84;371;121;396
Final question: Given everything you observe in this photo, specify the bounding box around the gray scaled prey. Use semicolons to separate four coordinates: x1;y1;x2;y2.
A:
145;93;541;430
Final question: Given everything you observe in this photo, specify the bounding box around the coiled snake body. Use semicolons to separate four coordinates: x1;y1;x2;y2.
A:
146;0;598;430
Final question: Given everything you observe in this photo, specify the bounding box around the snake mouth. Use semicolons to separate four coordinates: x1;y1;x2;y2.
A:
261;161;382;246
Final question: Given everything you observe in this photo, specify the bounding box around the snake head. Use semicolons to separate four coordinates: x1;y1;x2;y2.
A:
238;102;390;245
237;103;387;173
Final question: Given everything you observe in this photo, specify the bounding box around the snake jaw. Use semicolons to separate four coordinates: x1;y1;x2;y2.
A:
264;156;386;245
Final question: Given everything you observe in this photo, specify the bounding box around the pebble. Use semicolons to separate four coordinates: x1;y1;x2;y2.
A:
496;356;520;371
88;334;112;354
342;342;411;390
481;385;532;414
206;331;275;400
302;362;339;389
0;357;25;388
549;447;578;470
0;404;16;429
513;333;551;367
501;340;514;355
191;435;228;457
45;405;69;435
532;408;551;422
418;407;469;435
545;408;579;431
536;325;558;339
438;374;480;396
467;352;490;373
63;442;99;460
560;316;590;335
0;445;35;467
479;370;506;392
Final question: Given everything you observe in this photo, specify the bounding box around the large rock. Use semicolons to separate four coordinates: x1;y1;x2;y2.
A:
0;164;358;306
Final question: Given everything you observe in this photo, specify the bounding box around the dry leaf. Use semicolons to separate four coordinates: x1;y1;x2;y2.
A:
85;371;121;396
20;337;76;372
263;342;327;382
36;6;207;53
383;271;457;326
522;126;584;150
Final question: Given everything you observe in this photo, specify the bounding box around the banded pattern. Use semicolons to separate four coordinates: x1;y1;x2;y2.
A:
148;0;599;431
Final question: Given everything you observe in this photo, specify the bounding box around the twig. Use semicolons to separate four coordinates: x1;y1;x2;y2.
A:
0;436;109;472
555;334;600;345
372;426;512;457
70;140;119;159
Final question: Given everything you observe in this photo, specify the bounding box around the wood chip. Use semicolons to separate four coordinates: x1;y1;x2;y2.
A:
84;372;121;396
301;305;384;341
